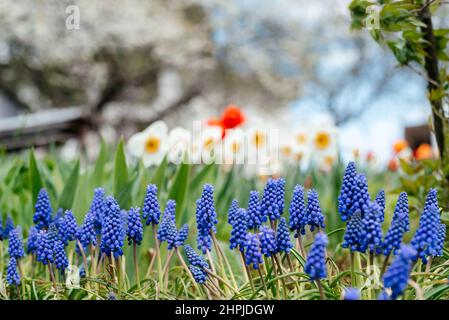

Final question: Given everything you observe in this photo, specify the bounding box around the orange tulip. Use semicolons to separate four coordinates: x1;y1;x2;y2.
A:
414;143;433;160
221;105;245;129
388;158;399;172
393;139;408;154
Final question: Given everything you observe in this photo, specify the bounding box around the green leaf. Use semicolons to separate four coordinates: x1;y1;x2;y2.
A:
90;138;108;189
113;138;129;205
151;156;168;193
168;162;190;224
58;160;80;210
28;149;44;207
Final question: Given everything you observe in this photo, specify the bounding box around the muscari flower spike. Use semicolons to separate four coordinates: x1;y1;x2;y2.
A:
383;244;416;299
100;196;125;258
3;215;15;240
227;199;239;226
77;210;97;253
37;224;58;265
126;207;143;246
175;224;189;247
244;233;263;269
360;201;383;254
375;190;386;223
184;244;209;269
53;238;69;274
195;184;218;254
411;204;440;263
59;210;78;246
289;185;307;237
33;188;52;230
258;225;277;258
381;209;408;256
246;191;262;230
8;227;25;259
344;287;360;300
158;200;178;250
348;174;370;217
305;232;328;280
27;226;39;254
230;208;248;252
276;217;293;253
276;178;286;216
338;161;357;221
89;188;106;235
142;184;161;226
260;179;280;222
424;188;438;212
52;209;64;228
306;189;325;232
435;223;446;257
342;211;363;252
7;257;20;286
392;192;410;232
189;265;207;284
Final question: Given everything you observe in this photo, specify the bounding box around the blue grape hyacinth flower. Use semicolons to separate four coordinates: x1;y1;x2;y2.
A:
289;185;307;237
59;210;78;246
227;199;239;226
100;196;125;258
342;211;363;252
381;209;408;256
33;188;52;230
246;191;262;230
54;238;69;274
52;209;64;228
196;184;218;254
244;233;263;269
8;227;25;259
348;174;370;217
258;225;277;258
189;265;207;284
230;208;248;252
435;223;446;257
392;192;410;232
175;224;189;247
126;207;143;246
375;190;386;223
184;244;209;269
260;179;280;222
305;232;328;280
158;200;178;250
142;184;161;226
276;178;286;215
89;188;106;235
344;287;360;300
7;257;20;286
306;189;325;232
3;215;15;240
338;161;357;221
27;226;40;254
424;188;438;212
37;224;58;265
276;217;293;253
411;204;440;263
77;210;97;253
360;201;383;254
383;244;416;299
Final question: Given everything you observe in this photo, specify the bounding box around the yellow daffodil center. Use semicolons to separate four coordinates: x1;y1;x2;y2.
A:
296;133;307;145
253;131;266;149
144;136;160;154
231;141;240;153
203;137;215;150
324;155;335;166
281;146;292;156
315;131;331;150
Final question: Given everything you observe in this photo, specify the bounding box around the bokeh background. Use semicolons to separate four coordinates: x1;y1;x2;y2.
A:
0;0;448;165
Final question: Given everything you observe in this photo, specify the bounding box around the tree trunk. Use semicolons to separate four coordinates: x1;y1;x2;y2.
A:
419;4;447;163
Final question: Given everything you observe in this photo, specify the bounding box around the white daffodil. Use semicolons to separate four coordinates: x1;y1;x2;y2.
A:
168;127;191;164
311;126;339;154
127;120;169;167
191;125;222;164
220;129;245;165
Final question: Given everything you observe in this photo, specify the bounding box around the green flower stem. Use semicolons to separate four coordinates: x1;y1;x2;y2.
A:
48;263;58;298
316;279;325;300
273;254;287;299
76;240;89;278
211;233;236;291
204;269;240;295
175;248;201;293
381;252;391;276
286;253;300;293
162;250;174;291
152;224;164;290
133;242;141;290
256;267;269;299
270;256;281;299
